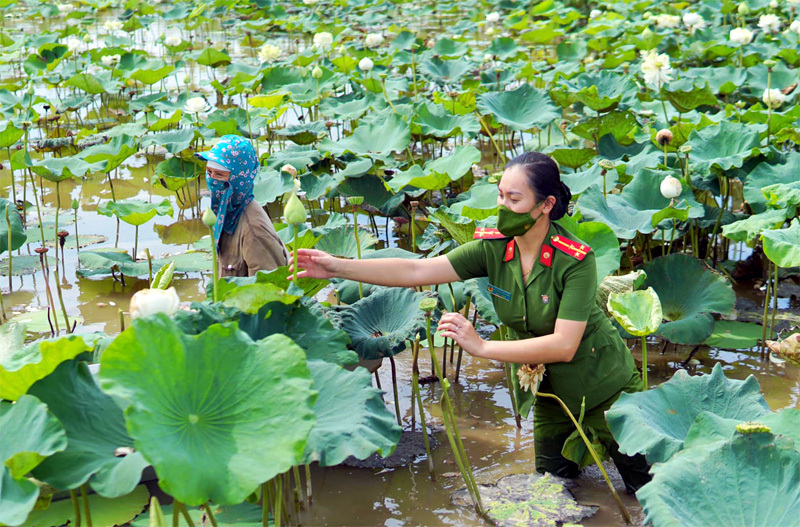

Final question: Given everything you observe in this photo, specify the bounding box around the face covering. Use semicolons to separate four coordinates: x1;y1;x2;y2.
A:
206;176;232;245
496;202;544;237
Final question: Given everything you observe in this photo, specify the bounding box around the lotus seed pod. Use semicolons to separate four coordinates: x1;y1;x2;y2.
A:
347;196;364;206
311;65;323;79
418;297;438;312
660;175;682;199
735;422;771;434
598;159;615;170
284;192;307;224
679;144;692;154
202;207;217;227
738;2;750;15
656;128;673;146
281;164;297;177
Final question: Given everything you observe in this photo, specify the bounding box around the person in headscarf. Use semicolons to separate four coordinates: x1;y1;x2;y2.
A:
196;135;288;277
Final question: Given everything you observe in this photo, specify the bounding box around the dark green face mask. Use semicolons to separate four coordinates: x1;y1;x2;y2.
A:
497;204;543;237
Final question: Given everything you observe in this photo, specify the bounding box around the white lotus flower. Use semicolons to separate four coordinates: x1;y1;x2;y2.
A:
364;33;383;48
66;37;87;53
789;0;800;4
640;49;673;90
660;175;682;199
103;20;123;32
590;9;603;19
790;20;800;34
762;88;786;109
729;27;754;45
129;287;180;320
682;12;706;33
758;14;781;32
770;0;779;8
358;57;373;72
101;54;120;66
486;11;500;23
259;44;281;62
165;35;181;47
313;31;333;50
185;97;208;114
57;3;74;14
485;26;495;36
654;14;680;28
303;0;317;4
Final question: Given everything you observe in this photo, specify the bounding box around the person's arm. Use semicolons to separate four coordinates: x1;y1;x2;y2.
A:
291;249;461;287
241;214;289;276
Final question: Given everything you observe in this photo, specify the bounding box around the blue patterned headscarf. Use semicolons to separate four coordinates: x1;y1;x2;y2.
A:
196;135;258;247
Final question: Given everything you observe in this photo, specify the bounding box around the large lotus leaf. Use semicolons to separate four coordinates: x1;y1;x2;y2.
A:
637;430;800;527
274;121;328;145
683;408;800;452
221;283;301;314
431;207;475;246
301;360;401;466
476;84;560;131
418;57;472;84
313;225;377;258
22;484;150;527
338;174;405;215
320;112;410;161
761;180;800;209
687;121;761;173
606;363;770;465
721;208;794;245
0;197;26;254
100;317;316;506
30;157;105;182
0;395;67;527
78;249;210;278
557;215;621;280
571;111;639;147
641;254;734;345
318;92;380;121
131;501;263;527
663;80;719;114
0;335;90;401
97;198;173;226
79;135;138;173
743;153;800;213
0;120;24;148
7;309;84;335
412;102;480;138
140;129;195;155
463;277;502;326
29;360;149;497
704;321;764;349
153;157;202;192
64;73;106;94
214;265;329;299
387;165;447;192
449;180;500;221
761;219;800;269
329;288;431;360
607;287;662;337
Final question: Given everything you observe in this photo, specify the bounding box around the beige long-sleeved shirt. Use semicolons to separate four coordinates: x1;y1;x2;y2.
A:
217;200;289;277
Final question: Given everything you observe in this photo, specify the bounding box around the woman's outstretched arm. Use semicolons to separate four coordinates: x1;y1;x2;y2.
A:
290;248;462;287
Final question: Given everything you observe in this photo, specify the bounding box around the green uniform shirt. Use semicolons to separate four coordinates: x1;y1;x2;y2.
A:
446;221;637;415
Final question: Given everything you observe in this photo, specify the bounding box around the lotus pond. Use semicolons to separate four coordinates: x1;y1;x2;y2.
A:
2;0;800;525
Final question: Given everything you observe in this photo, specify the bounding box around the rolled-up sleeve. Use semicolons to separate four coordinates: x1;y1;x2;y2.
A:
445;240;488;280
557;252;597;322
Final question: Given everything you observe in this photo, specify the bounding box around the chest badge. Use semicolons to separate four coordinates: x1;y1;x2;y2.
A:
541;294;550;304
487;284;512;301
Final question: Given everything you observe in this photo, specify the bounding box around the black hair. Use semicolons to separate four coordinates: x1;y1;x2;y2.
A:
504;152;572;220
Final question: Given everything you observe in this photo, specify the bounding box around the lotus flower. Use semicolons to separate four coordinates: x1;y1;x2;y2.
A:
311;65;323;78
66;37;87;53
766;332;800;367
185;97;208;114
364;33;384;48
517;363;545;393
259;44;281;62
660;175;682;199
589;9;602;19
101;54;120;66
103;20;123;32
164;35;181;47
758;14;781;32
729;27;754;45
682;12;706;33
358;57;374;72
303;0;317;4
129;287;180;320
280;164;297;177
654;14;680;28
57;3;74;14
762;88;786;109
485;11;500;23
313;31;333;50
640;49;673;90
790;20;800;34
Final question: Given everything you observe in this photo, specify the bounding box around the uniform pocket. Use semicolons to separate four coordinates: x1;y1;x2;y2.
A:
220;258;247;277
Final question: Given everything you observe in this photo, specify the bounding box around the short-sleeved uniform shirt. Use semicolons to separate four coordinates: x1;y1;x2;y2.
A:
446;221;638;415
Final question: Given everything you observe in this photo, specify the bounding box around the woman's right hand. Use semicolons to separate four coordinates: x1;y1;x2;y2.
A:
289;248;340;280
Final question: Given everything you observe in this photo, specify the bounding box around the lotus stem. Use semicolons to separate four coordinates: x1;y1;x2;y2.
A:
146;248;153;286
292;464;303;504
477;113;506;164
5;204;12;291
766;66;772;147
54;181;62;272
291;223;299;285
36;248;59;334
70;489;82;527
80;484;93;527
175;501;193;527
439;394;482;514
273;476;283;527
640;336;648;388
173;499;180;527
499;326;522;428
209;225;219;302
261;482;269;527
351;207;364;298
28;171;46;262
133;225;139;261
119;308;125;332
0;280;6;321
770;263;779;342
53;267;71;334
202;503;218;527
535;392;631;525
305;464;312;504
412;335;435;479
389;355;401;426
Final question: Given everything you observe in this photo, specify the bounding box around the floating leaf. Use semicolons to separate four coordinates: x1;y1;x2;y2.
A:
22;484;150;527
704;321;765;349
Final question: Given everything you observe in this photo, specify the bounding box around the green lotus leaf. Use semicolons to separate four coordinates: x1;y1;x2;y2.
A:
744;61;798;96
663;80;719;114
320;112;410;161
329;288;431;360
22;484;150;527
607;363;769;465
0;120;23;148
411;101;480;139
302;360;401;466
549;147;595;170
637;430;800;527
99;316;317;506
431;37;469;57
140;129;195;155
97;198;173;226
487;36;521;60
449;180;500;220
683;408;800;451
29;360;149;497
31;157;106;182
0;335;90;401
684;66;746;96
131;501;263;527
7;309;83;336
571;111;638;146
557;215;621;280
221;282;301;313
0;197;26;255
153;156;202;192
318;92;380;121
0;395;67;527
129;64;174;85
463;277;502;326
193;47;231;68
77;249;211;278
550;70;636;112
436;280;468;313
641;254;735;345
721;208;794;245
64;73;106;94
418;57;472;84
761;180;800;209
313;225;377;258
704;321;764;349
335;248;421;304
431;207;475;246
607;287;661;337
216;264;328;299
79;135;139;173
274;121;329;145
253;166;292;204
743;153;800;213
686;120;761;173
476;84;560;131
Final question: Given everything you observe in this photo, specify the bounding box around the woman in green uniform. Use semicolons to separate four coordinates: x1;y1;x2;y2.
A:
292;152;650;493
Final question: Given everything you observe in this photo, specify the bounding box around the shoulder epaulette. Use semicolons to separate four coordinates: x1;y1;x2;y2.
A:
550;235;591;261
473;227;507;240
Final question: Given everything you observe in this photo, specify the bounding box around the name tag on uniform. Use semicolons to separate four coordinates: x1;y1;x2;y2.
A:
487;284;511;301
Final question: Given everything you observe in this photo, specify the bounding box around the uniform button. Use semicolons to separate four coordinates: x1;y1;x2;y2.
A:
522;316;527;322
591;347;595;353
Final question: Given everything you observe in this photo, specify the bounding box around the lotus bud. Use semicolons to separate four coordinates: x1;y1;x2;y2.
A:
358;57;374;72
660;175;682;199
284;192;307;224
129;287;181;320
679;144;692;154
769;0;778;8
201;207;217;227
598;159;615;171
71;198;79;210
738;2;750;15
347;196;364;206
418;297;437;313
735;100;747;109
183;75;191;84
311;65;323;79
735;422;771;434
656;128;673;146
281;164;297;177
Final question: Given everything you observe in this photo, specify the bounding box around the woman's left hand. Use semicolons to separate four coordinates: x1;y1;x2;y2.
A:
437;312;485;358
